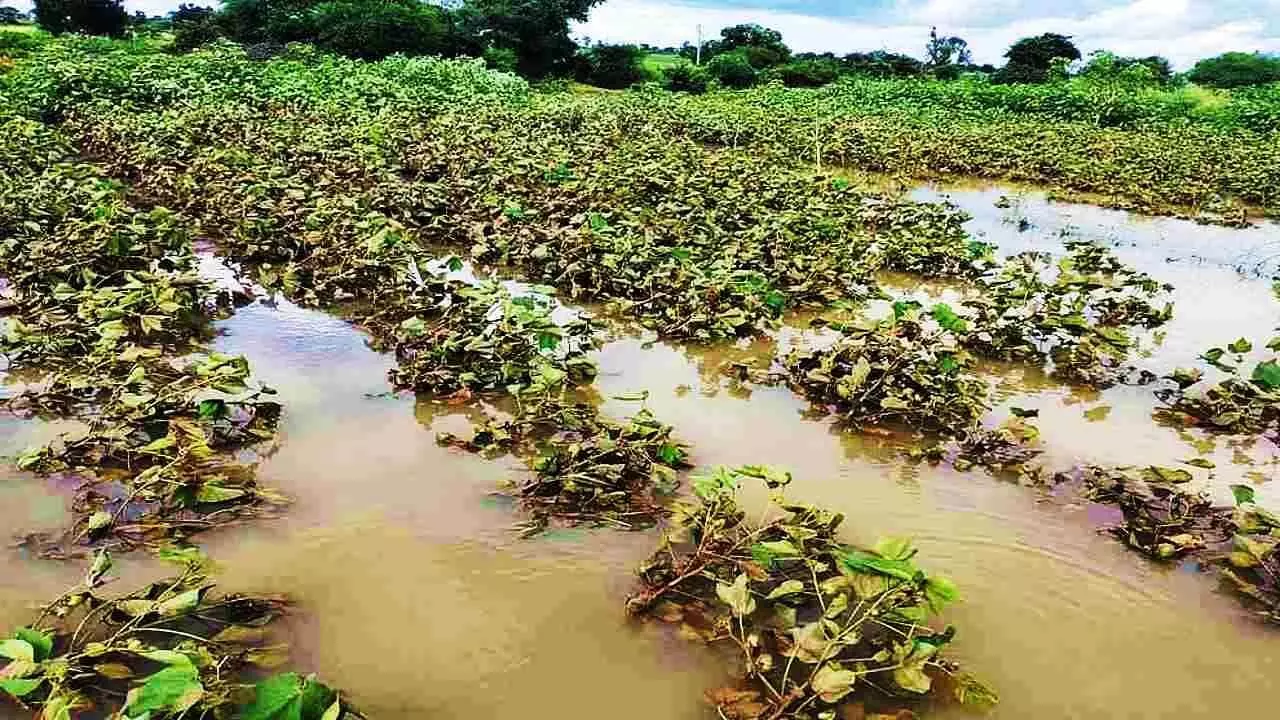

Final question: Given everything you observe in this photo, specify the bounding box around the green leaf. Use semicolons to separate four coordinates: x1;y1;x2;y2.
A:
811;663;859;703
243;673;338;720
321;699;342;720
126;665;203;716
196;484;247;504
1228;338;1253;354
1231;484;1257;506
0;639;34;662
873;537;915;561
766;580;806;600
924;575;960;612
87;511;113;532
1252;360;1280;390
715;574;757;618
751;540;801;567
930;303;967;333
156;589;203;617
735;465;792;488
0;677;42;698
836;548;917;581
656;442;685;466
14;628;52;662
197;399;227;421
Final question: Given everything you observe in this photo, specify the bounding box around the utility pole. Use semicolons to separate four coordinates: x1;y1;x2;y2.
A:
696;24;702;65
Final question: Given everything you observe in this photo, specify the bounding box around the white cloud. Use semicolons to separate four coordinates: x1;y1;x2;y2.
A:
575;0;1280;68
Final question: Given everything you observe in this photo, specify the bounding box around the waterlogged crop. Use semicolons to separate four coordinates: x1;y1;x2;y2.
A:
0;551;356;719
783;306;989;436
627;467;996;718
438;395;689;532
0;117;281;553
1157;341;1280;437
1062;466;1280;623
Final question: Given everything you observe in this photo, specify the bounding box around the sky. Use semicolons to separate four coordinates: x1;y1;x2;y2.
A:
6;0;1280;68
572;0;1280;68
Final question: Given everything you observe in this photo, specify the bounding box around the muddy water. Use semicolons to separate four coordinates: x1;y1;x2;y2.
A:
4;191;1280;719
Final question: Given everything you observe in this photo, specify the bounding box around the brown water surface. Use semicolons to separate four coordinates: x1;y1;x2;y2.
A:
4;187;1280;718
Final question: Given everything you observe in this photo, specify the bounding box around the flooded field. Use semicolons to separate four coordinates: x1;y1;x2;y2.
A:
5;183;1280;719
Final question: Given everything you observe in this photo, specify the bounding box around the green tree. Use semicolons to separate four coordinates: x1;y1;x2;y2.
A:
704;23;789;69
573;42;644;88
994;32;1080;84
309;0;446;59
217;0;321;43
171;4;221;52
926;27;971;68
0;6;24;23
661;60;708;93
705;49;756;88
842;50;924;78
34;0;127;36
459;0;604;78
1187;52;1280;89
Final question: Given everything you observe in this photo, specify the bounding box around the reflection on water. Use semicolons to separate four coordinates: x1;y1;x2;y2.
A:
4;194;1280;719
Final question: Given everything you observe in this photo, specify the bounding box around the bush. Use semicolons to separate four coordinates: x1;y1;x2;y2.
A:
171;4;220;53
307;0;446;60
0;28;50;57
574;43;644;89
662;61;708;93
843;51;923;79
1188;52;1280;89
483;45;517;73
34;0;127;37
706;50;755;88
772;57;841;87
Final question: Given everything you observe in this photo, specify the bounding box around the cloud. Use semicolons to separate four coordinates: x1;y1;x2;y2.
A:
575;0;1280;68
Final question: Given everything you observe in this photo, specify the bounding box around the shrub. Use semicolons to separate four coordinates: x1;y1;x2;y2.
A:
662;61;708;93
705;50;755;88
171;4;220;53
34;0;127;37
772;57;841;87
1188;52;1280;89
574;42;644;89
483;45;518;73
307;0;447;60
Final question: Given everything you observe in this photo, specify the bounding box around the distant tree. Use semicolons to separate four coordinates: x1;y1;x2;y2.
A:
0;6;25;23
703;23;789;69
1187;52;1280;89
994;32;1080;84
925;26;971;70
842;51;924;79
34;0;128;36
573;42;644;88
458;0;605;78
1078;51;1172;87
661;60;708;93
705;50;756;88
171;4;220;51
217;0;322;43
308;0;447;60
771;56;842;87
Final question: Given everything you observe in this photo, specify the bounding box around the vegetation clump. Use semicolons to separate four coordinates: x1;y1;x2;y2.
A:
0;552;356;719
783;306;989;436
963;241;1172;385
1;118;282;553
1061;466;1280;623
438;395;689;532
627;466;997;719
1156;342;1280;437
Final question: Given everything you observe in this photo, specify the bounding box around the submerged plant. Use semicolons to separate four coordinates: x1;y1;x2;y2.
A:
627;466;996;719
783;306;989;437
0;552;356;719
1062;465;1280;623
438;395;689;532
1155;344;1280;438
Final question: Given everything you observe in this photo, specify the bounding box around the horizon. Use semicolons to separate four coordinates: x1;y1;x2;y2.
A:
6;0;1280;68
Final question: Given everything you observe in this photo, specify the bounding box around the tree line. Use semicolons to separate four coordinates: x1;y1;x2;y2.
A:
4;0;1280;90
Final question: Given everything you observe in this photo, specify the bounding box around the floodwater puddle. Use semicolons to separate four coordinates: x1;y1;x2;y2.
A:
5;197;1280;718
